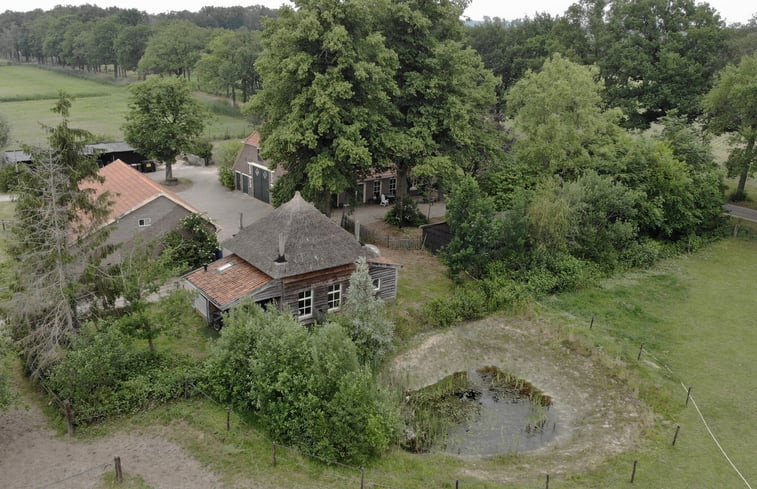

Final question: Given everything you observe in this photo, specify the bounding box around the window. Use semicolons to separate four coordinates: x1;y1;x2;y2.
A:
256;148;261;162
298;289;313;318
327;284;342;311
373;179;381;199
372;278;381;292
389;178;397;196
137;217;151;227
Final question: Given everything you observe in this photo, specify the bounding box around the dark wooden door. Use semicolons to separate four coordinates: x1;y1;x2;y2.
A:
253;167;270;203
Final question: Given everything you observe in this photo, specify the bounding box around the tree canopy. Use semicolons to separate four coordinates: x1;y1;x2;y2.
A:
703;52;757;199
123;76;208;181
248;0;498;212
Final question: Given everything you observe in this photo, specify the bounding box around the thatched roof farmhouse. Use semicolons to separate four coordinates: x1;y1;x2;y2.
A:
185;192;399;326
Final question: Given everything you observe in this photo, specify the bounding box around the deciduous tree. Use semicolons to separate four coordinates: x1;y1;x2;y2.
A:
123;77;208;182
703;53;757;199
247;0;400;212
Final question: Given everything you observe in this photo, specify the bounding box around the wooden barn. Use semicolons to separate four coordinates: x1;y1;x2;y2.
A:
185;192;400;326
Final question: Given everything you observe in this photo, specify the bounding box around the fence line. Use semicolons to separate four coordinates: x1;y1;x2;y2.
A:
642;349;753;489
341;215;421;250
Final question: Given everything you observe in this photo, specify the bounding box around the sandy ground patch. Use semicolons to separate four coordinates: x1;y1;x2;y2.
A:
0;402;223;489
388;314;650;480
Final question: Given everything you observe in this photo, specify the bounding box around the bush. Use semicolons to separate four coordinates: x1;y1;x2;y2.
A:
619;239;663;268
385;198;427;227
163;214;219;272
187;138;213;163
204;306;397;463
218;165;235;190
43;327;201;424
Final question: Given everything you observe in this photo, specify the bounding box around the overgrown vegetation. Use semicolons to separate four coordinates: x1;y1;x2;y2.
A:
162;213;219;272
204;304;397;464
215;138;242;190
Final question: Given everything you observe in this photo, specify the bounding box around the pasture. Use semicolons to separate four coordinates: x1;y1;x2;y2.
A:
0;64;252;147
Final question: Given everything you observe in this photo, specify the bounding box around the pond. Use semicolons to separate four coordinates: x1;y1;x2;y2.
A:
403;366;559;456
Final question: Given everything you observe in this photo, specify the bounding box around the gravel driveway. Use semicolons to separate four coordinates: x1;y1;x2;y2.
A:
147;162;273;242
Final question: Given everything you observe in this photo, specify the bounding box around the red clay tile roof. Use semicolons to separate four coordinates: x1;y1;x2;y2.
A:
245;132;261;147
185;254;273;308
82;160;201;226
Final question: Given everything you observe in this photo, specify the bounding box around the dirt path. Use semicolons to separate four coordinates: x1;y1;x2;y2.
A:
388;314;650;480
0;402;223;489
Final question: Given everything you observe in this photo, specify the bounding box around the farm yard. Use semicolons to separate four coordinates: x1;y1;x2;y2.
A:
0;65;252;147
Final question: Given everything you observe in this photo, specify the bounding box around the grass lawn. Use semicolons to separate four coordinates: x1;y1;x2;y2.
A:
543;238;757;488
0;65;251;147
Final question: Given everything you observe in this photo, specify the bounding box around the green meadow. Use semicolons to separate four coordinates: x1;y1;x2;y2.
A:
0;64;252;147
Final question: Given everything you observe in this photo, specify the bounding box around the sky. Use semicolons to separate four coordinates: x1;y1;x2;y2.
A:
3;0;755;25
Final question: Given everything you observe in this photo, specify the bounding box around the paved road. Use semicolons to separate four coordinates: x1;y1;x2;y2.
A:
0;194;15;202
723;204;757;223
147;163;273;242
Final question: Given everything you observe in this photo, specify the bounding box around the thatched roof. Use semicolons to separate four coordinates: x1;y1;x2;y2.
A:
223;192;375;279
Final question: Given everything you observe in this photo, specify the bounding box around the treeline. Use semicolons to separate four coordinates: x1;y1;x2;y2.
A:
0;4;275;103
468;0;757;129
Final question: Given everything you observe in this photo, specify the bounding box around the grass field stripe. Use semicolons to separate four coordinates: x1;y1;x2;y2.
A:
680;381;753;489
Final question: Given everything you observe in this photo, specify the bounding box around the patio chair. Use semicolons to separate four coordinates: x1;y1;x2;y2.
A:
379;194;390;207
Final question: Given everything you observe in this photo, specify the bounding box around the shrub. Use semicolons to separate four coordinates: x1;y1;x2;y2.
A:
187;138;213;163
218;165;235;190
204;306;397;463
385;198;427;227
43;327;201;424
163;214;219;272
340;258;395;368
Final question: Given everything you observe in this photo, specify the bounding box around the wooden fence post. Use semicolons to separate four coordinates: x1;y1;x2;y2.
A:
672;425;681;446
637;343;644;361
360;468;365;489
226;407;231;431
63;399;74;436
455;480;459;489
114;456;123;483
590;313;595;329
630;460;638;483
272;442;277;467
685;387;692;407
545;474;550;489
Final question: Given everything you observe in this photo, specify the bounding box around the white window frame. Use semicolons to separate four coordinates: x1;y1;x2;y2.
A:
373;179;381;199
372;278;381;292
297;289;313;319
137;217;152;227
389;178;397;195
327;283;342;312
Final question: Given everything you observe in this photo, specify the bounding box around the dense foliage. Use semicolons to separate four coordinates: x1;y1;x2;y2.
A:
204;305;397;463
123;76;207;180
162;213;219;272
248;0;498;214
43;326;201;424
442;56;724;301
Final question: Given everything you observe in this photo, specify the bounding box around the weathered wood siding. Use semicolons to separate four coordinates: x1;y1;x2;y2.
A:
368;263;398;301
281;264;356;324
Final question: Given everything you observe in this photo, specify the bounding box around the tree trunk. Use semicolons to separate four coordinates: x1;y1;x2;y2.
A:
736;136;755;198
165;162;174;182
